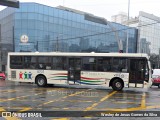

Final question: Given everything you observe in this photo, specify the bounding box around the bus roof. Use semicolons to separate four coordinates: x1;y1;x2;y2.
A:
8;52;149;59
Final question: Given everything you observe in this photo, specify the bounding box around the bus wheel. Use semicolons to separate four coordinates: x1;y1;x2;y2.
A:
36;76;47;87
112;79;124;91
158;84;160;88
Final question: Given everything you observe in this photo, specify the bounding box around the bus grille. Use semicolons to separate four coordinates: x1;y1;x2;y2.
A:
11;71;16;78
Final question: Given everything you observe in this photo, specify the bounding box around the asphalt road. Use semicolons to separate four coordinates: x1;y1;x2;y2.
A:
0;80;160;120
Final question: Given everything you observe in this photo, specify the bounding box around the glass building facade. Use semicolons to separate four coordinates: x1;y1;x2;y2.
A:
137;12;160;55
0;3;138;71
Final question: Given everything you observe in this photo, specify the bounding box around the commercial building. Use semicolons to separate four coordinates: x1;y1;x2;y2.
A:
111;12;128;24
0;2;138;71
113;11;160;55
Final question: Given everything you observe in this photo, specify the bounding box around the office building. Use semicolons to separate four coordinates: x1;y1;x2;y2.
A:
0;3;138;71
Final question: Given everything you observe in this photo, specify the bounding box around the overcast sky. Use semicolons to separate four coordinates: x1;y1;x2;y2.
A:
0;0;160;20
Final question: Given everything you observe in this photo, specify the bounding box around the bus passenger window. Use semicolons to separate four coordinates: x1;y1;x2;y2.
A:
46;64;51;70
82;57;96;71
112;58;128;72
97;57;111;72
52;57;67;70
37;56;52;70
10;56;23;69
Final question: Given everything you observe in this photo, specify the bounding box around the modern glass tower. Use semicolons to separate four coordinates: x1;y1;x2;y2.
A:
0;2;138;71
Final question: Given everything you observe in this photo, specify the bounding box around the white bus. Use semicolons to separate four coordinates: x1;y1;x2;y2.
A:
7;52;152;91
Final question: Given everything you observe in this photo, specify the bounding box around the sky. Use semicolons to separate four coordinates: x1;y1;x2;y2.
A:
0;0;160;20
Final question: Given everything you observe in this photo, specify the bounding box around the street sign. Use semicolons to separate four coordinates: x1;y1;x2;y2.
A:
0;0;19;8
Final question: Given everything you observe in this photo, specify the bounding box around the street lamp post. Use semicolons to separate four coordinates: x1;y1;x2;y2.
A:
55;34;63;52
56;36;59;52
126;0;130;53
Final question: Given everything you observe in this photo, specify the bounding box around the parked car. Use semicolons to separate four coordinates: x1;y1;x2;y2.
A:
0;71;6;80
152;75;160;88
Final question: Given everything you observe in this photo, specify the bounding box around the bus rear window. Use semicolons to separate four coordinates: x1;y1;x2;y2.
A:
10;56;23;69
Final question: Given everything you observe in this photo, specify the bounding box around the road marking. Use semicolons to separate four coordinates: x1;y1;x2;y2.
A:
2;88;65;102
0;90;20;93
7;95;31;101
0;89;16;92
141;93;146;108
74;95;98;98
84;91;117;111
38;89;91;107
60;100;94;103
116;93;142;96
112;101;137;104
18;107;32;112
52;118;70;120
111;96;141;99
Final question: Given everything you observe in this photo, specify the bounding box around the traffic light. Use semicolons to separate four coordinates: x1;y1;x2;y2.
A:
0;0;19;8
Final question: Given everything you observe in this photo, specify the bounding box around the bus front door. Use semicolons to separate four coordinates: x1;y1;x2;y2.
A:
129;59;146;87
68;58;81;84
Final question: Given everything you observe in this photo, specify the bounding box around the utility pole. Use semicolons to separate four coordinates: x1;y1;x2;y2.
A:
36;41;38;51
56;36;59;51
126;0;130;53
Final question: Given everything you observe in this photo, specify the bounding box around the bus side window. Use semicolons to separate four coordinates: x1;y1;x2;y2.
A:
82;57;96;71
103;61;111;71
112;58;128;72
30;57;37;69
10;56;23;69
38;56;52;70
46;63;51;70
52;57;67;70
97;57;112;72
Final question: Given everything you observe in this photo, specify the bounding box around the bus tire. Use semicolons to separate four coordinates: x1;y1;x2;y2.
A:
158;84;160;88
36;76;47;87
112;79;124;91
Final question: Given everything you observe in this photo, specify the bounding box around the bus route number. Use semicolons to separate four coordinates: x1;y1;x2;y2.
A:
114;74;124;78
37;70;44;74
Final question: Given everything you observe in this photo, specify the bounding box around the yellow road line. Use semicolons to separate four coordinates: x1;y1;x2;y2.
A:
2;89;64;102
112;101;137;104
111;96;141;99
52;118;70;120
0;90;20;93
74;95;98;98
84;91;117;111
10;89;92;118
7;95;31;101
60;100;94;103
18;107;32;112
141;93;146;108
0;89;16;92
116;92;143;95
